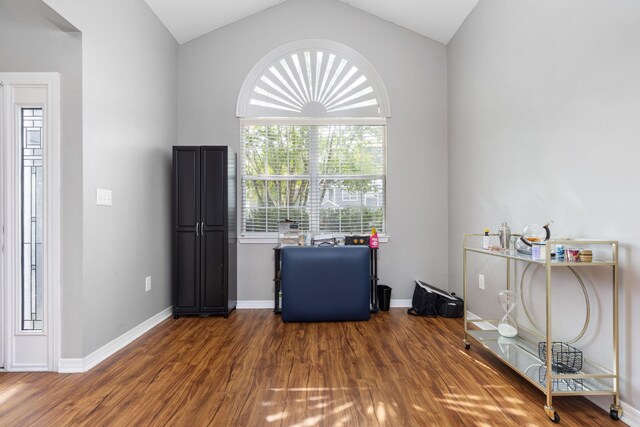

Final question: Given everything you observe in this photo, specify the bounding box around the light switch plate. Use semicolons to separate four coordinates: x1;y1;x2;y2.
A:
478;274;485;290
96;189;112;206
145;276;151;292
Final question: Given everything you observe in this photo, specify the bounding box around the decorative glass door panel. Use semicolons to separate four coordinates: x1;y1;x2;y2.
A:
21;108;44;331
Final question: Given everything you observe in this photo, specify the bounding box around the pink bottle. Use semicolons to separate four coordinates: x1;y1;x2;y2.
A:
369;227;379;249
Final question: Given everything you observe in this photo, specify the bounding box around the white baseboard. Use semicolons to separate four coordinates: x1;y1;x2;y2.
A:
588;395;639;427
620;401;640;426
466;311;497;331
57;358;83;373
236;300;273;309
236;299;413;309
9;364;49;372
467;312;637;426
58;306;172;373
390;298;412;307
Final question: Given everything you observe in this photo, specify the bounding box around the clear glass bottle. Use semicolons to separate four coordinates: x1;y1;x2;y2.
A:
483;228;490;249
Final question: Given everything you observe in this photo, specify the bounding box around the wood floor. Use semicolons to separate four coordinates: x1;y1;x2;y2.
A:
0;309;619;426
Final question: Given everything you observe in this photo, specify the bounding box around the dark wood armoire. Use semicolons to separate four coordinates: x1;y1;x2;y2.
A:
172;146;237;318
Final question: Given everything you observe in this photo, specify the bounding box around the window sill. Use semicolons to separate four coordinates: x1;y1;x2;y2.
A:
238;235;390;244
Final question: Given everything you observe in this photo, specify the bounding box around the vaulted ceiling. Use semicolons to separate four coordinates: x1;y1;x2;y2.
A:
143;0;478;45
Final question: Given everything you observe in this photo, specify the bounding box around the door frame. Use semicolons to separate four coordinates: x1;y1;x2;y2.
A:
0;72;61;371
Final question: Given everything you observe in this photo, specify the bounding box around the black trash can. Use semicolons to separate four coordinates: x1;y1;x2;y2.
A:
377;284;392;311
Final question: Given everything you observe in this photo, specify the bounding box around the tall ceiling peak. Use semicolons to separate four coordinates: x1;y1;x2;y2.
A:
144;0;478;45
340;0;478;44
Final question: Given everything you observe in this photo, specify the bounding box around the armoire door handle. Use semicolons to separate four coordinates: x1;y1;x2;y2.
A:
201;222;205;233
195;223;200;236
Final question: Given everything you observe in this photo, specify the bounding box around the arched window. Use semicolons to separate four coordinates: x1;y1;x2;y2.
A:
237;40;390;239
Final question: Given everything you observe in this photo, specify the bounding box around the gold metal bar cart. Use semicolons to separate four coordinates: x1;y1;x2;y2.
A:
462;233;621;423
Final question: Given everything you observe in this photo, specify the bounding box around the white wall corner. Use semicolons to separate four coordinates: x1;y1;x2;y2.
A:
58;307;172;373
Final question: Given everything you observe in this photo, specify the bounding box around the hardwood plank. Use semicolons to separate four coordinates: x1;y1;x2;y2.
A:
0;310;619;426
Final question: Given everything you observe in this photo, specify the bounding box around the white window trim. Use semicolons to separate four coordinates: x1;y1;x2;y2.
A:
0;73;61;372
240;117;387;126
238;234;390;244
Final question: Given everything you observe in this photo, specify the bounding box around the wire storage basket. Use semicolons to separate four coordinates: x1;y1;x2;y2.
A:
538;342;583;373
538;365;584;392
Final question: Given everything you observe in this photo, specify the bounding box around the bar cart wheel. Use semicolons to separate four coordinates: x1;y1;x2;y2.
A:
463;339;471;350
544;406;560;423
610;405;621;421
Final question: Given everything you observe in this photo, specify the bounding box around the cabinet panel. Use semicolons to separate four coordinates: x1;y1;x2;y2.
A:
174;148;199;228
201;230;225;310
175;231;199;310
202;148;225;227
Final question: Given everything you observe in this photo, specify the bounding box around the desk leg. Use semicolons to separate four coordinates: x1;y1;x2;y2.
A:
371;248;379;313
273;248;282;314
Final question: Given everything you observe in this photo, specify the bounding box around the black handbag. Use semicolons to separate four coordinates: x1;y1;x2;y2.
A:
408;280;464;318
436;293;464;318
407;281;438;317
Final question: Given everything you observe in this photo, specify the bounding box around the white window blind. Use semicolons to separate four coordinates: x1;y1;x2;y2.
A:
241;124;385;235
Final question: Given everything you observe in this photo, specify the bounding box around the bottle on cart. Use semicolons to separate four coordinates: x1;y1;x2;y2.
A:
483;228;490;249
369;227;379;249
498;222;511;249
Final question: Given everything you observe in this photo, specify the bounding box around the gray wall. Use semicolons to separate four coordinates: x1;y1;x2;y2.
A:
42;0;179;355
179;0;449;302
448;0;640;409
0;0;84;358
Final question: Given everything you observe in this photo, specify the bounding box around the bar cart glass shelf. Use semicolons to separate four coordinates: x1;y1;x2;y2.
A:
462;234;621;423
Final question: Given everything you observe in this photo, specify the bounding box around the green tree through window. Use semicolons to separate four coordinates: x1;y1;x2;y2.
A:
241;124;385;235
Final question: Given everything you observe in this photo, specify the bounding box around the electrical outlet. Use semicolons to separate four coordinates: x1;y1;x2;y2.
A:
96;188;112;206
478;274;485;290
145;276;151;292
